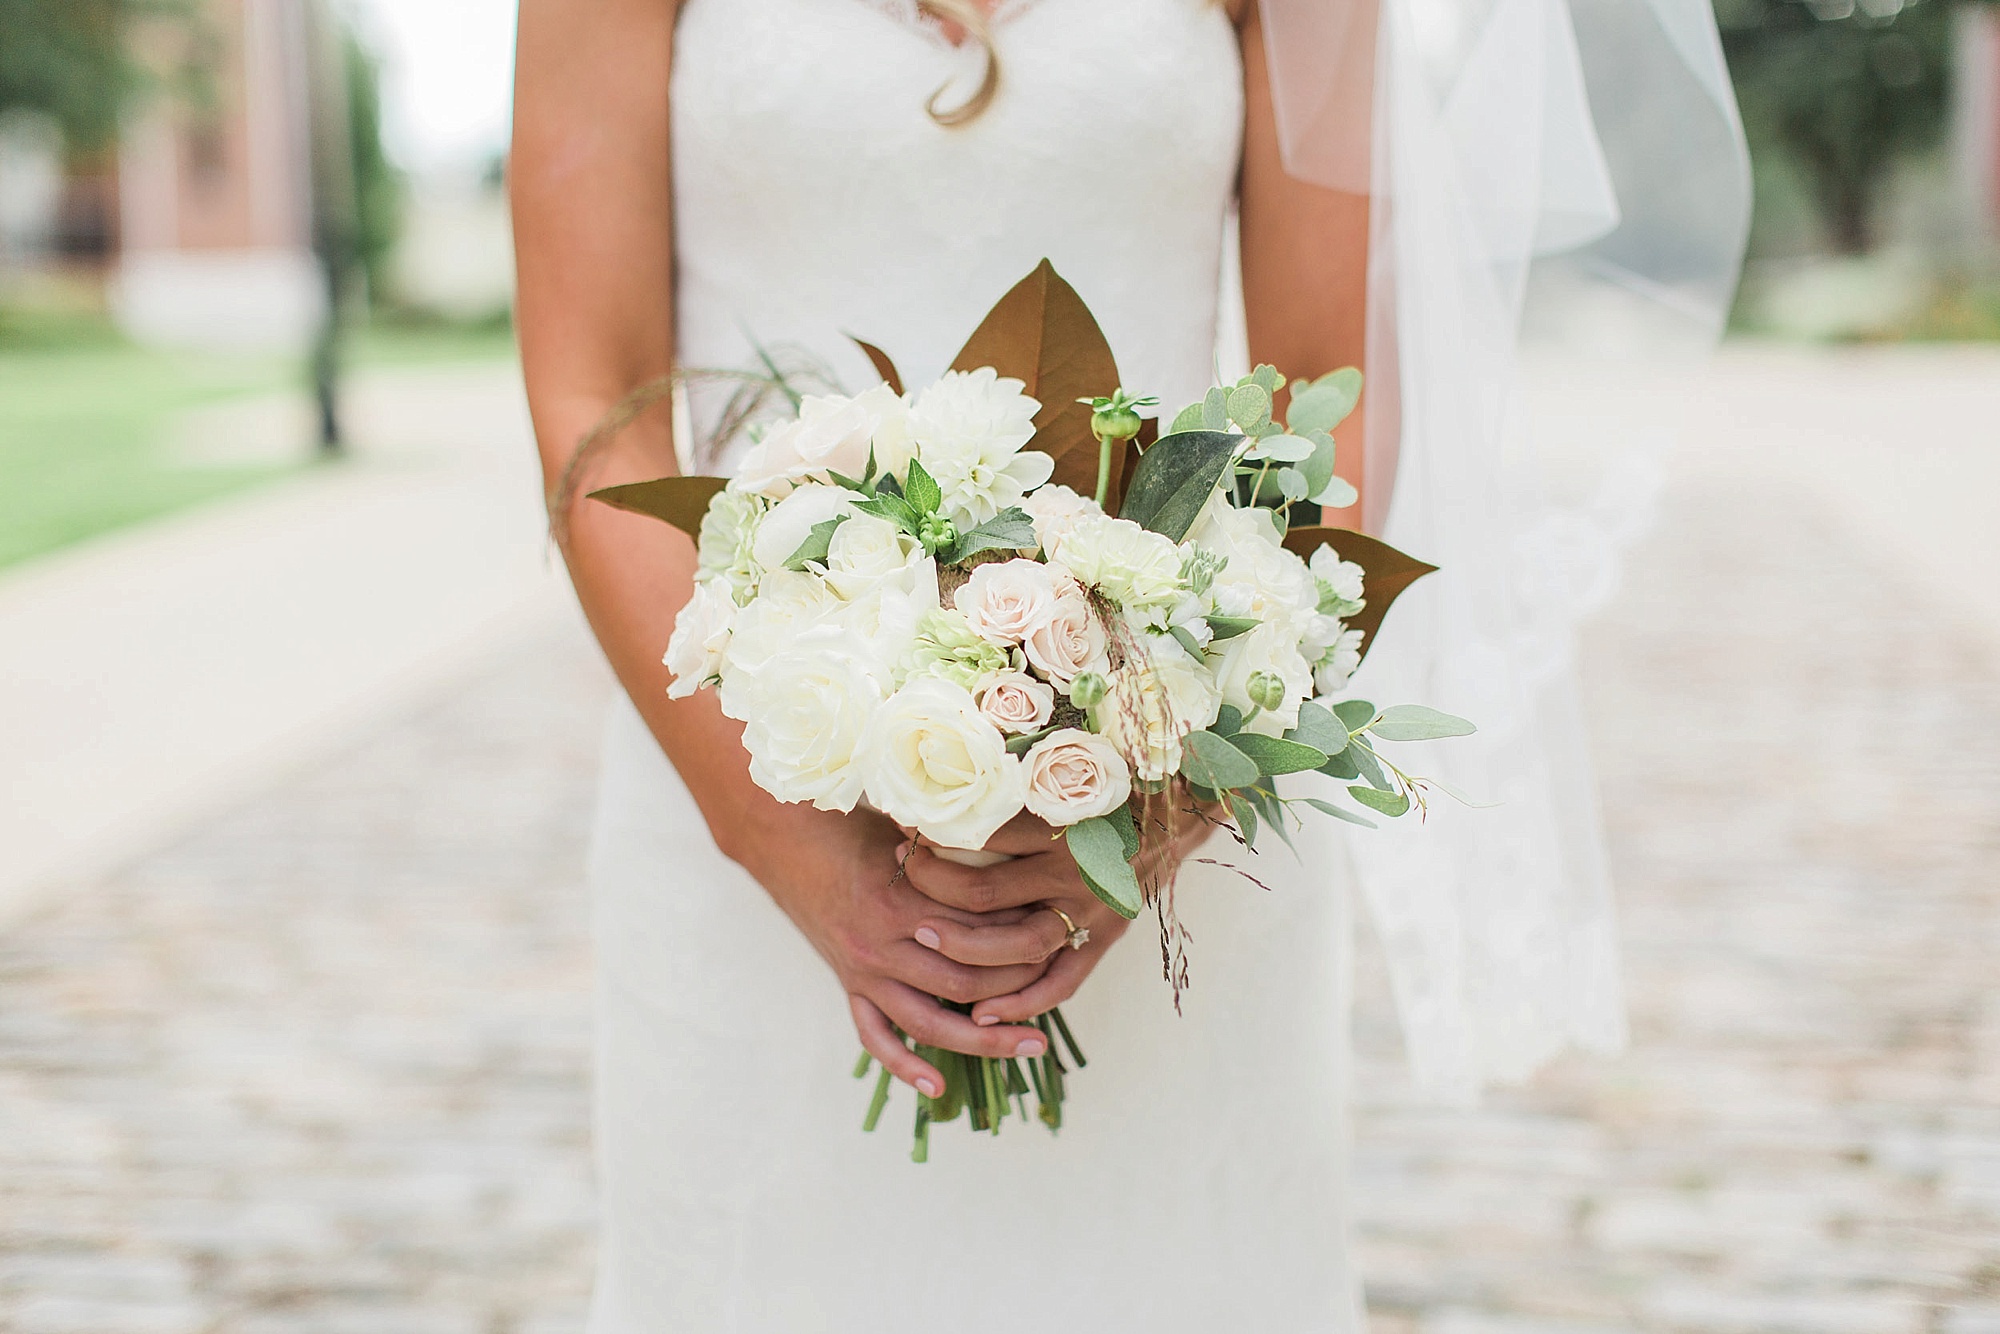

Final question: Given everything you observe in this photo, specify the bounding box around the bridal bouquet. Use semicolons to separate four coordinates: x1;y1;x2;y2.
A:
594;263;1471;1159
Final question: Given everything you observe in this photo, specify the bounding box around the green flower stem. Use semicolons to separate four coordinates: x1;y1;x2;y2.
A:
862;1066;893;1132
1094;435;1116;509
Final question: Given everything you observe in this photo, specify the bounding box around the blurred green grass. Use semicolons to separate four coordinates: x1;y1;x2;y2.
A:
0;307;514;572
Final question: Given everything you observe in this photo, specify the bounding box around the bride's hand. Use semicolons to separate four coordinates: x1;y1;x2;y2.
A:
898;805;1220;1026
735;803;1055;1100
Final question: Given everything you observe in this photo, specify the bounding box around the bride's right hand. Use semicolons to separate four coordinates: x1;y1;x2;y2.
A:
729;802;1054;1099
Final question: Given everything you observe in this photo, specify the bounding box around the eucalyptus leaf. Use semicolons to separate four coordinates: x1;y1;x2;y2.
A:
783;516;848;571
1329;698;1377;732
1300;796;1378;829
1318;749;1361;781
1227;733;1330;776
1213;704;1244;736
1066;817;1142;919
1205;614;1260;642
1299;432;1336;501
1170;401;1206;434
1369;704;1478;742
1180;729;1261;792
1285;367;1363;437
1227;384;1272;433
1249;785;1295;854
1349;784;1411;818
1244;433;1315;463
1202;387;1231;431
1169;625;1204;659
1106;802;1141;861
1226;791;1258;845
1349;744;1393;792
1286;700;1349;756
1118;430;1241;542
1276;468;1310;502
1250;364;1285;394
1313;475;1360;510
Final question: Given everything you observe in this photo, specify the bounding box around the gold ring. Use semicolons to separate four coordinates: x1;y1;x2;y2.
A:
1046;903;1090;951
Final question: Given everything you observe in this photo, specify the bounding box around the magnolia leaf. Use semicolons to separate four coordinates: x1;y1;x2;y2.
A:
1349;784;1411;818
951;260;1122;502
948;508;1038;562
1066;816;1142;919
1300;796;1378;829
1169;401;1206;434
904;457;943;516
1227;733;1330;776
1370;704;1478;741
1281;527;1438;663
848;335;905;396
1329;698;1376;731
1119;430;1240;541
1181;729;1261;791
588;476;729;541
1227;384;1272;433
1213;704;1244;736
1286;700;1349;756
1286;367;1363;437
1106;801;1142;861
784;516;847;571
1205;614;1260;642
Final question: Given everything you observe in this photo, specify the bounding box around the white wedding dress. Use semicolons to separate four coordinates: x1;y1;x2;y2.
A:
584;0;1365;1330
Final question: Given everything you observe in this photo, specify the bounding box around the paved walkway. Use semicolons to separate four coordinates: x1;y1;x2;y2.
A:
1;347;1997;1330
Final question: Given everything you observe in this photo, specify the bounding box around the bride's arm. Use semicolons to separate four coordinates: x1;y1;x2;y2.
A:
511;0;1053;1093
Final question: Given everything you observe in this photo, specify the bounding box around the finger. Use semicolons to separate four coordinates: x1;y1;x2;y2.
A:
850;993;942;1098
978;812;1066;858
873;980;1051;1060
884;942;1047;1005
885;873;1037;929
969;947;1094;1026
913;908;1072;967
900;844;1057;915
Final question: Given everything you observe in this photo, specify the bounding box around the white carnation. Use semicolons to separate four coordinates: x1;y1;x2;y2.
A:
750;484;859;573
663;578;737;699
732;634;887;812
863;677;1030;850
733;386;909;499
1020;483;1102;562
908;368;1054;525
1099;655;1222;782
1059;513;1186;613
1022;729;1131;826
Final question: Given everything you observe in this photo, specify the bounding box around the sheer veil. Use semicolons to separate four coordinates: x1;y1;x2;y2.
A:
1258;0;1751;1100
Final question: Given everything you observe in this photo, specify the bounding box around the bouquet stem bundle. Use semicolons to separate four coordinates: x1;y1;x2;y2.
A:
855;1009;1087;1161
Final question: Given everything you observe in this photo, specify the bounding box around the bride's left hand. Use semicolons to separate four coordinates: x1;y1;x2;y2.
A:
897;806;1217;1026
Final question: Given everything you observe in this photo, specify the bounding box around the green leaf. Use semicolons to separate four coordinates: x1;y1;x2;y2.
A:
1169;401;1206;434
588;476;729;541
1300;796;1378;829
1349;742;1392;791
1180;729;1261;791
1106;802;1141;862
1275;468;1310;502
1349;784;1411;818
1169;625;1204;659
1066;817;1142;919
1003;723;1061;754
1285;368;1363;437
1212;704;1244;736
1201;387;1231;432
1244;432;1314;463
1227;384;1272;433
1285;700;1349;755
1329;698;1377;732
1299;432;1336;502
904;457;943;516
876;471;905;499
1205;614;1260;642
1226;791;1258;844
1118;430;1240;541
1318;749;1361;781
854;493;921;535
1315;475;1360;510
949;507;1038;562
1227;733;1330;776
783;516;848;571
1249;364;1285;395
1369;704;1477;741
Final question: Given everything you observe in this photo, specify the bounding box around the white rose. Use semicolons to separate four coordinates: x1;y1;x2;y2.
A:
1314;627;1366;695
824;513;925;599
1022;729;1132;826
863;677;1029;850
733;387;909;499
908;368;1054;525
695;488;765;597
978;670;1056;735
750;484;859;573
1207;621;1315;736
832;563;938;686
663;578;737;699
1021;484;1102;562
1058;513;1186;613
1022;591;1111;687
1186;499;1316;624
718;570;843;701
953;558;1058;646
732;636;886;812
1099;656;1222;782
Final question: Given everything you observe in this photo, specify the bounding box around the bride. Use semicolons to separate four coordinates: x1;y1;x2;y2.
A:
511;0;1747;1327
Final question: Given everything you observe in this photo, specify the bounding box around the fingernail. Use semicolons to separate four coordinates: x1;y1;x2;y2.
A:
914;927;941;950
1016;1037;1046;1057
896;841;912;860
916;1077;940;1098
975;1013;999;1027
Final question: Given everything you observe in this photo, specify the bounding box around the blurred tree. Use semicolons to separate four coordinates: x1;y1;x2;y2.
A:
0;0;205;154
343;30;401;305
1718;0;1964;253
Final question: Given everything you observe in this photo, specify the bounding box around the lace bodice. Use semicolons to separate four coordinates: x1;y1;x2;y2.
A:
669;0;1244;451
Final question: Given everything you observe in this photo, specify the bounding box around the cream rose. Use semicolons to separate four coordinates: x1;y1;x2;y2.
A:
1020;483;1101;562
750;484;859;573
1022;591;1111;688
977;670;1055;735
862;677;1029;850
1099;656;1223;782
1207;621;1314;736
733;387;909;499
953;558;1058;646
717;570;843;705
732;636;887;812
663;578;736;700
1022;729;1132;826
824;513;925;599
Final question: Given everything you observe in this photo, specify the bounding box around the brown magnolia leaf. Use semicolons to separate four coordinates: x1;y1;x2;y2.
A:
589;476;728;542
849;336;904;396
951;259;1123;501
1282;525;1439;663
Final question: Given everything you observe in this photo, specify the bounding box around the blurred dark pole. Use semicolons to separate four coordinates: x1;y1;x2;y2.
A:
300;0;357;455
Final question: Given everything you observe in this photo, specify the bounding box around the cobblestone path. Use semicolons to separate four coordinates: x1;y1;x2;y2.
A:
2;476;1996;1332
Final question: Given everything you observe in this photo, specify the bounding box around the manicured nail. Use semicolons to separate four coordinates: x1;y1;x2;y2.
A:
916;1077;940;1098
896;841;913;860
914;927;941;950
1016;1037;1046;1057
975;1013;999;1027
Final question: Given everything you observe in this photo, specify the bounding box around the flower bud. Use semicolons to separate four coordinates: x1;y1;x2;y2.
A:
1246;670;1289;712
1091;403;1143;444
1068;671;1110;709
